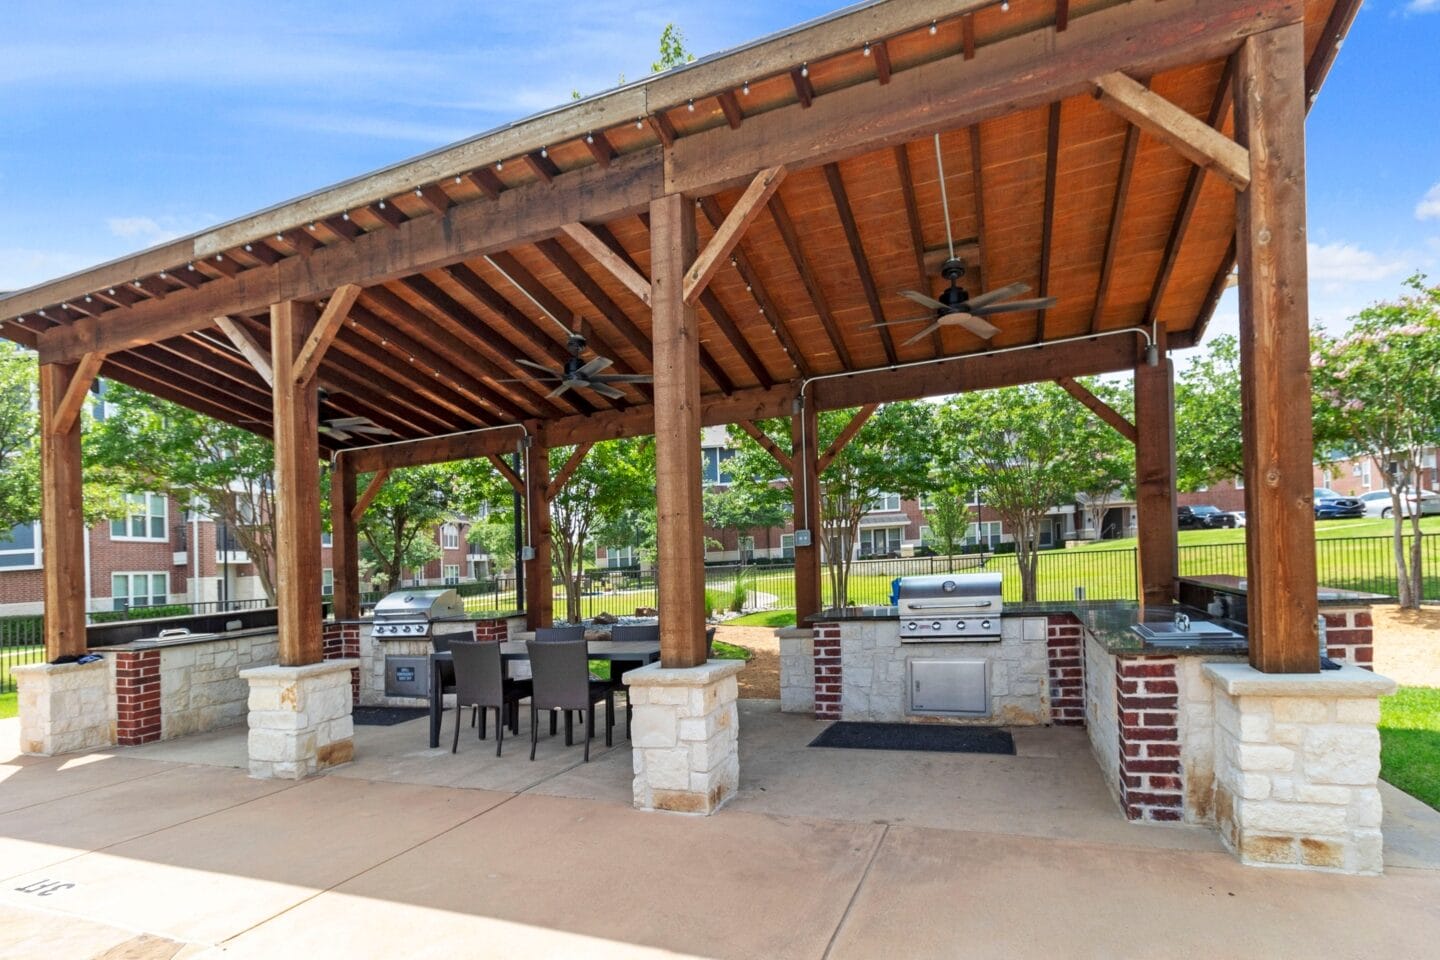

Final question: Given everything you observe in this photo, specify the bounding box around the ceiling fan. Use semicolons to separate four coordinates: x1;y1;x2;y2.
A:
872;134;1057;347
500;319;653;400
239;390;396;442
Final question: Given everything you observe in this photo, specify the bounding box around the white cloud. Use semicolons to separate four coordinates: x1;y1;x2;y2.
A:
1416;182;1440;220
1306;241;1407;285
1407;0;1440;12
106;216;179;242
0;248;98;292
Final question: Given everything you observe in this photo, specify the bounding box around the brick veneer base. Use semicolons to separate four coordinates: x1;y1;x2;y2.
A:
114;650;162;746
813;623;841;720
1047;616;1085;726
322;622;362;706
474;619;508;642
1325;609;1374;670
1116;656;1183;822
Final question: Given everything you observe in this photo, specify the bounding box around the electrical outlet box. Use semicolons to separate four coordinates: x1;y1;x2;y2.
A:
520;545;536;561
793;529;812;547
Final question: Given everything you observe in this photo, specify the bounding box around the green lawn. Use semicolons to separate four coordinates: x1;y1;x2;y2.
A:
727;610;799;628
0;644;43;718
0;692;14;720
1380;687;1440;811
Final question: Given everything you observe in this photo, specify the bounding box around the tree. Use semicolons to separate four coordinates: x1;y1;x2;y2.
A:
1174;334;1243;492
89;383;279;600
938;385;1097;602
1312;276;1440;609
357;465;459;591
703;482;791;557
652;24;696;72
726;403;935;607
922;487;972;570
468;512;516;578
1071;377;1136;540
548;438;655;622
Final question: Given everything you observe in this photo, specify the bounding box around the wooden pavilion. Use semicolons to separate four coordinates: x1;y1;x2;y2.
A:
4;0;1357;678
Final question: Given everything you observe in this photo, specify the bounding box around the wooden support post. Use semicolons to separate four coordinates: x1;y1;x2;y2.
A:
1056;377;1138;443
38;363;90;659
271;300;324;666
1134;329;1178;611
1235;23;1319;673
524;440;553;630
792;399;822;623
351;468;390;521
331;456;360;621
651;193;709;668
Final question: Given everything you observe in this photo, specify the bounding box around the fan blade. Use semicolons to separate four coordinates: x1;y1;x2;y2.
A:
869;315;937;328
546;381;575;399
962;282;1031;310
516;358;559;375
947;314;1001;339
323;416;373;429
898;290;947;311
588;381;627;400
590;373;655;384
576;356;613;378
319;427;353;441
971;296;1057;316
346;423;396;435
495;375;562;383
902;322;943;347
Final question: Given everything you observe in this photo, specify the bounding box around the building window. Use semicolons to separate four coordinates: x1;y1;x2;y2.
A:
965;522;1003;550
0;523;41;569
738;536;755;560
441;524;460;550
780;534;795;560
605;545;637;569
919;525;934;545
111;493;167;541
321;568;334;596
867;493;901;513
858;526;903;557
320;531;333;548
701;447;736;485
443;564;460;585
112;572;168;611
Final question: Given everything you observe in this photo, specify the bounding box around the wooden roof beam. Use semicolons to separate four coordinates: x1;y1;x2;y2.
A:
684;165;786;304
414;184;453;215
546;442;593;500
871;40;893;84
215;315;274;386
352;469;390;521
49;353;104;436
560;222;652;307
1036;102;1061;343
790;67;815;108
698;289;774;388
447;260;575;368
817;403;878;474
1090;122;1141;334
735;419;793;475
293;283;363;386
487;454;524;495
824;162;897;365
716;92;744;130
1055;376;1136;443
1092;71;1251;190
582;130;617;168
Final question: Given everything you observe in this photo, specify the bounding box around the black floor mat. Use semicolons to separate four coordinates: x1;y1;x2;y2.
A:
352;706;430;726
809;722;1015;754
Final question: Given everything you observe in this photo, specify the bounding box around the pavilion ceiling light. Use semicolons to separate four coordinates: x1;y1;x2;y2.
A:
496;160;504;170
800;62;809;77
687;99;695;111
540;146;549;158
863;41;872;57
585;132;594;144
1001;1;1010;11
929;20;937;35
742;80;750;95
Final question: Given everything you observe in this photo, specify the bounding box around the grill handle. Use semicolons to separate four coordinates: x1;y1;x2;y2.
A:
904;600;994;610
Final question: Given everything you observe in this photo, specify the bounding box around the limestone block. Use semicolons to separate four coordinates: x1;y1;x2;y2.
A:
1237;773;1271;800
1304;727;1382;785
632;706;678;749
642;746;693;790
1001;618;1021;640
1334;699;1380;725
1022;618;1045;641
1349;788;1383;828
1235;743;1295;773
1240;800;1348;835
1272;697;1328;724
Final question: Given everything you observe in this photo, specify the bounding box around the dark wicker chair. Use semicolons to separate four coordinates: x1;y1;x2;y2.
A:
449;640;531;756
526;638;613;762
534;625;589;735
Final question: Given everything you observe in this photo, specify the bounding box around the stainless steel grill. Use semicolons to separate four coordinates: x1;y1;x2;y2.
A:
371;588;467;637
896;573;1003;642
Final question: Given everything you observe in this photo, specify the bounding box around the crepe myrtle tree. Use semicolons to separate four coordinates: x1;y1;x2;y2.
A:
548;437;655;623
1312;276;1440;609
938;384;1096;603
1069;377;1136;541
922;485;972;571
726;402;935;607
1174;334;1243;492
354;465;458;592
703;482;791;556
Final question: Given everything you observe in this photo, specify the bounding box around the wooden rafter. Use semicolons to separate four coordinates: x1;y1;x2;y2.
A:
1093;71;1251;190
560;222;652;306
49;353;104;436
648;111;678;148
735;420;793;475
969;125;988;288
824;162;897;365
790;67;815;108
1057;0;1070;32
892;145;944;354
717;91;744;130
487;454;525;495
817;404;879;474
698;289;773;388
962;13;976;60
1036;102;1061;343
449;260;575;370
293;283;362;386
534;238;661;370
684;165;787;304
583;131;617;168
463;168;505;200
768;192;854;368
215;315;273;385
369;201;406;228
871;40;892;84
524;151;559;184
1090;122;1142;334
546;442;593;500
1055;376;1137;442
352;468;390;521
697;196;809;378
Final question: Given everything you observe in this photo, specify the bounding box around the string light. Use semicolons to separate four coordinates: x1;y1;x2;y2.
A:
687;98;695;111
741;80;750;95
800;62;809;78
863;41;872;57
1002;1;1010;11
585;132;594;144
636;116;645;129
496;160;504;171
378;201;386;210
929;20;938;35
540;146;548;158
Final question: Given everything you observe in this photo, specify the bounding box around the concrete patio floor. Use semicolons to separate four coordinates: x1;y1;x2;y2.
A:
1;703;1437;959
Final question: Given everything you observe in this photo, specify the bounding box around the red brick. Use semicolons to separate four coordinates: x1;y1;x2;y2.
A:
1354;611;1373;628
1119;695;1177;711
1143;712;1177;726
1118;662;1177;679
1323;612;1347;628
1122;758;1181;774
1146;743;1181;758
1146;807;1183;822
1141;680;1179;695
1126;791;1182;807
1121;726;1177;742
1148;775;1183;790
1352;647;1374;663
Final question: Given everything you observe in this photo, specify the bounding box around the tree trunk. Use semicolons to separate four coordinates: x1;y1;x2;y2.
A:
1407;462;1424;609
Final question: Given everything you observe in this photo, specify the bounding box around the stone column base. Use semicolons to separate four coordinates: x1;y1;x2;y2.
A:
1204;663;1396;875
625;659;744;815
13;660;114;756
241;659;359;780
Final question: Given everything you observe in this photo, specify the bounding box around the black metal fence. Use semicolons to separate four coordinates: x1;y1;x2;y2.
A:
1178;534;1437;599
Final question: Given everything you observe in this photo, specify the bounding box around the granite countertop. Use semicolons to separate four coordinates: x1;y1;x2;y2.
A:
1179;575;1389;604
808;601;1250;658
91;625;280;652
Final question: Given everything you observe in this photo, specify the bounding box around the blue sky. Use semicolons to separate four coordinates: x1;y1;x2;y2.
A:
3;0;1437;354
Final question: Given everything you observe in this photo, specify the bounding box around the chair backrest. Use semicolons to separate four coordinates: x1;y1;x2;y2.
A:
609;623;659;644
706;626;717;659
534;625;585;644
526;638;591;710
449;640;505;707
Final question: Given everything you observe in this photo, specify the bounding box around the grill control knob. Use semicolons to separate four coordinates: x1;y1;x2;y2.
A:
906;621;918;631
955;620;967;631
980;619;991;631
931;621;942;631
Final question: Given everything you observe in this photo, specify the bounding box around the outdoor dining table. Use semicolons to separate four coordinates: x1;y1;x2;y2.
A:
426;639;662;748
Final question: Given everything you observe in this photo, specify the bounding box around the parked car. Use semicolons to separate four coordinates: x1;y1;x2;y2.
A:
1358;488;1440;519
1231;511;1247;528
1177;504;1238;529
1313;488;1365;520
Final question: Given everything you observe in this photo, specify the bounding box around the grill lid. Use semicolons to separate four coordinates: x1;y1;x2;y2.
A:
372;588;466;621
896;573;1002;604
